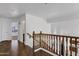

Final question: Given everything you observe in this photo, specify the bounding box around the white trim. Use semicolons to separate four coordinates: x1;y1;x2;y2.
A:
34;48;58;56
34;48;42;52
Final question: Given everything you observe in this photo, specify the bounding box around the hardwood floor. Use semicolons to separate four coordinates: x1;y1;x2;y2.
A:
18;41;33;56
0;40;53;56
0;40;33;56
0;40;11;56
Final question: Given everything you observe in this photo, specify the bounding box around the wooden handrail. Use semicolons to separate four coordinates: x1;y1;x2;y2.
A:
32;31;79;56
33;33;79;38
27;33;33;38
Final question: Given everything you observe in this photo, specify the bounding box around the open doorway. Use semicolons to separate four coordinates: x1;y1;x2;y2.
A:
11;22;19;55
11;14;26;55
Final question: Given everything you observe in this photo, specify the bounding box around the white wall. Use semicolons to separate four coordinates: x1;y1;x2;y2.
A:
18;14;26;42
0;19;2;41
2;18;11;40
26;14;51;47
51;19;79;36
0;18;12;41
51;19;79;55
0;17;19;42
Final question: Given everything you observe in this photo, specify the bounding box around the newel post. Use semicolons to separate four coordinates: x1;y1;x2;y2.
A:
40;31;42;48
33;31;35;56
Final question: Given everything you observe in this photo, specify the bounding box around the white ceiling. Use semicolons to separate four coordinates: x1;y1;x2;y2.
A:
0;3;79;22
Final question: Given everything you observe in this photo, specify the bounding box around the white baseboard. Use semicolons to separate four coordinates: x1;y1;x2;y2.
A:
34;48;58;56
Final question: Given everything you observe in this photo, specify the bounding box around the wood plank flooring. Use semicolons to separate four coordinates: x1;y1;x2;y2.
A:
0;40;33;56
0;40;53;56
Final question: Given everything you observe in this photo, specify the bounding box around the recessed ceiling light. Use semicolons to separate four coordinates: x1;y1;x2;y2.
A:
10;7;19;17
12;10;18;16
44;3;48;5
